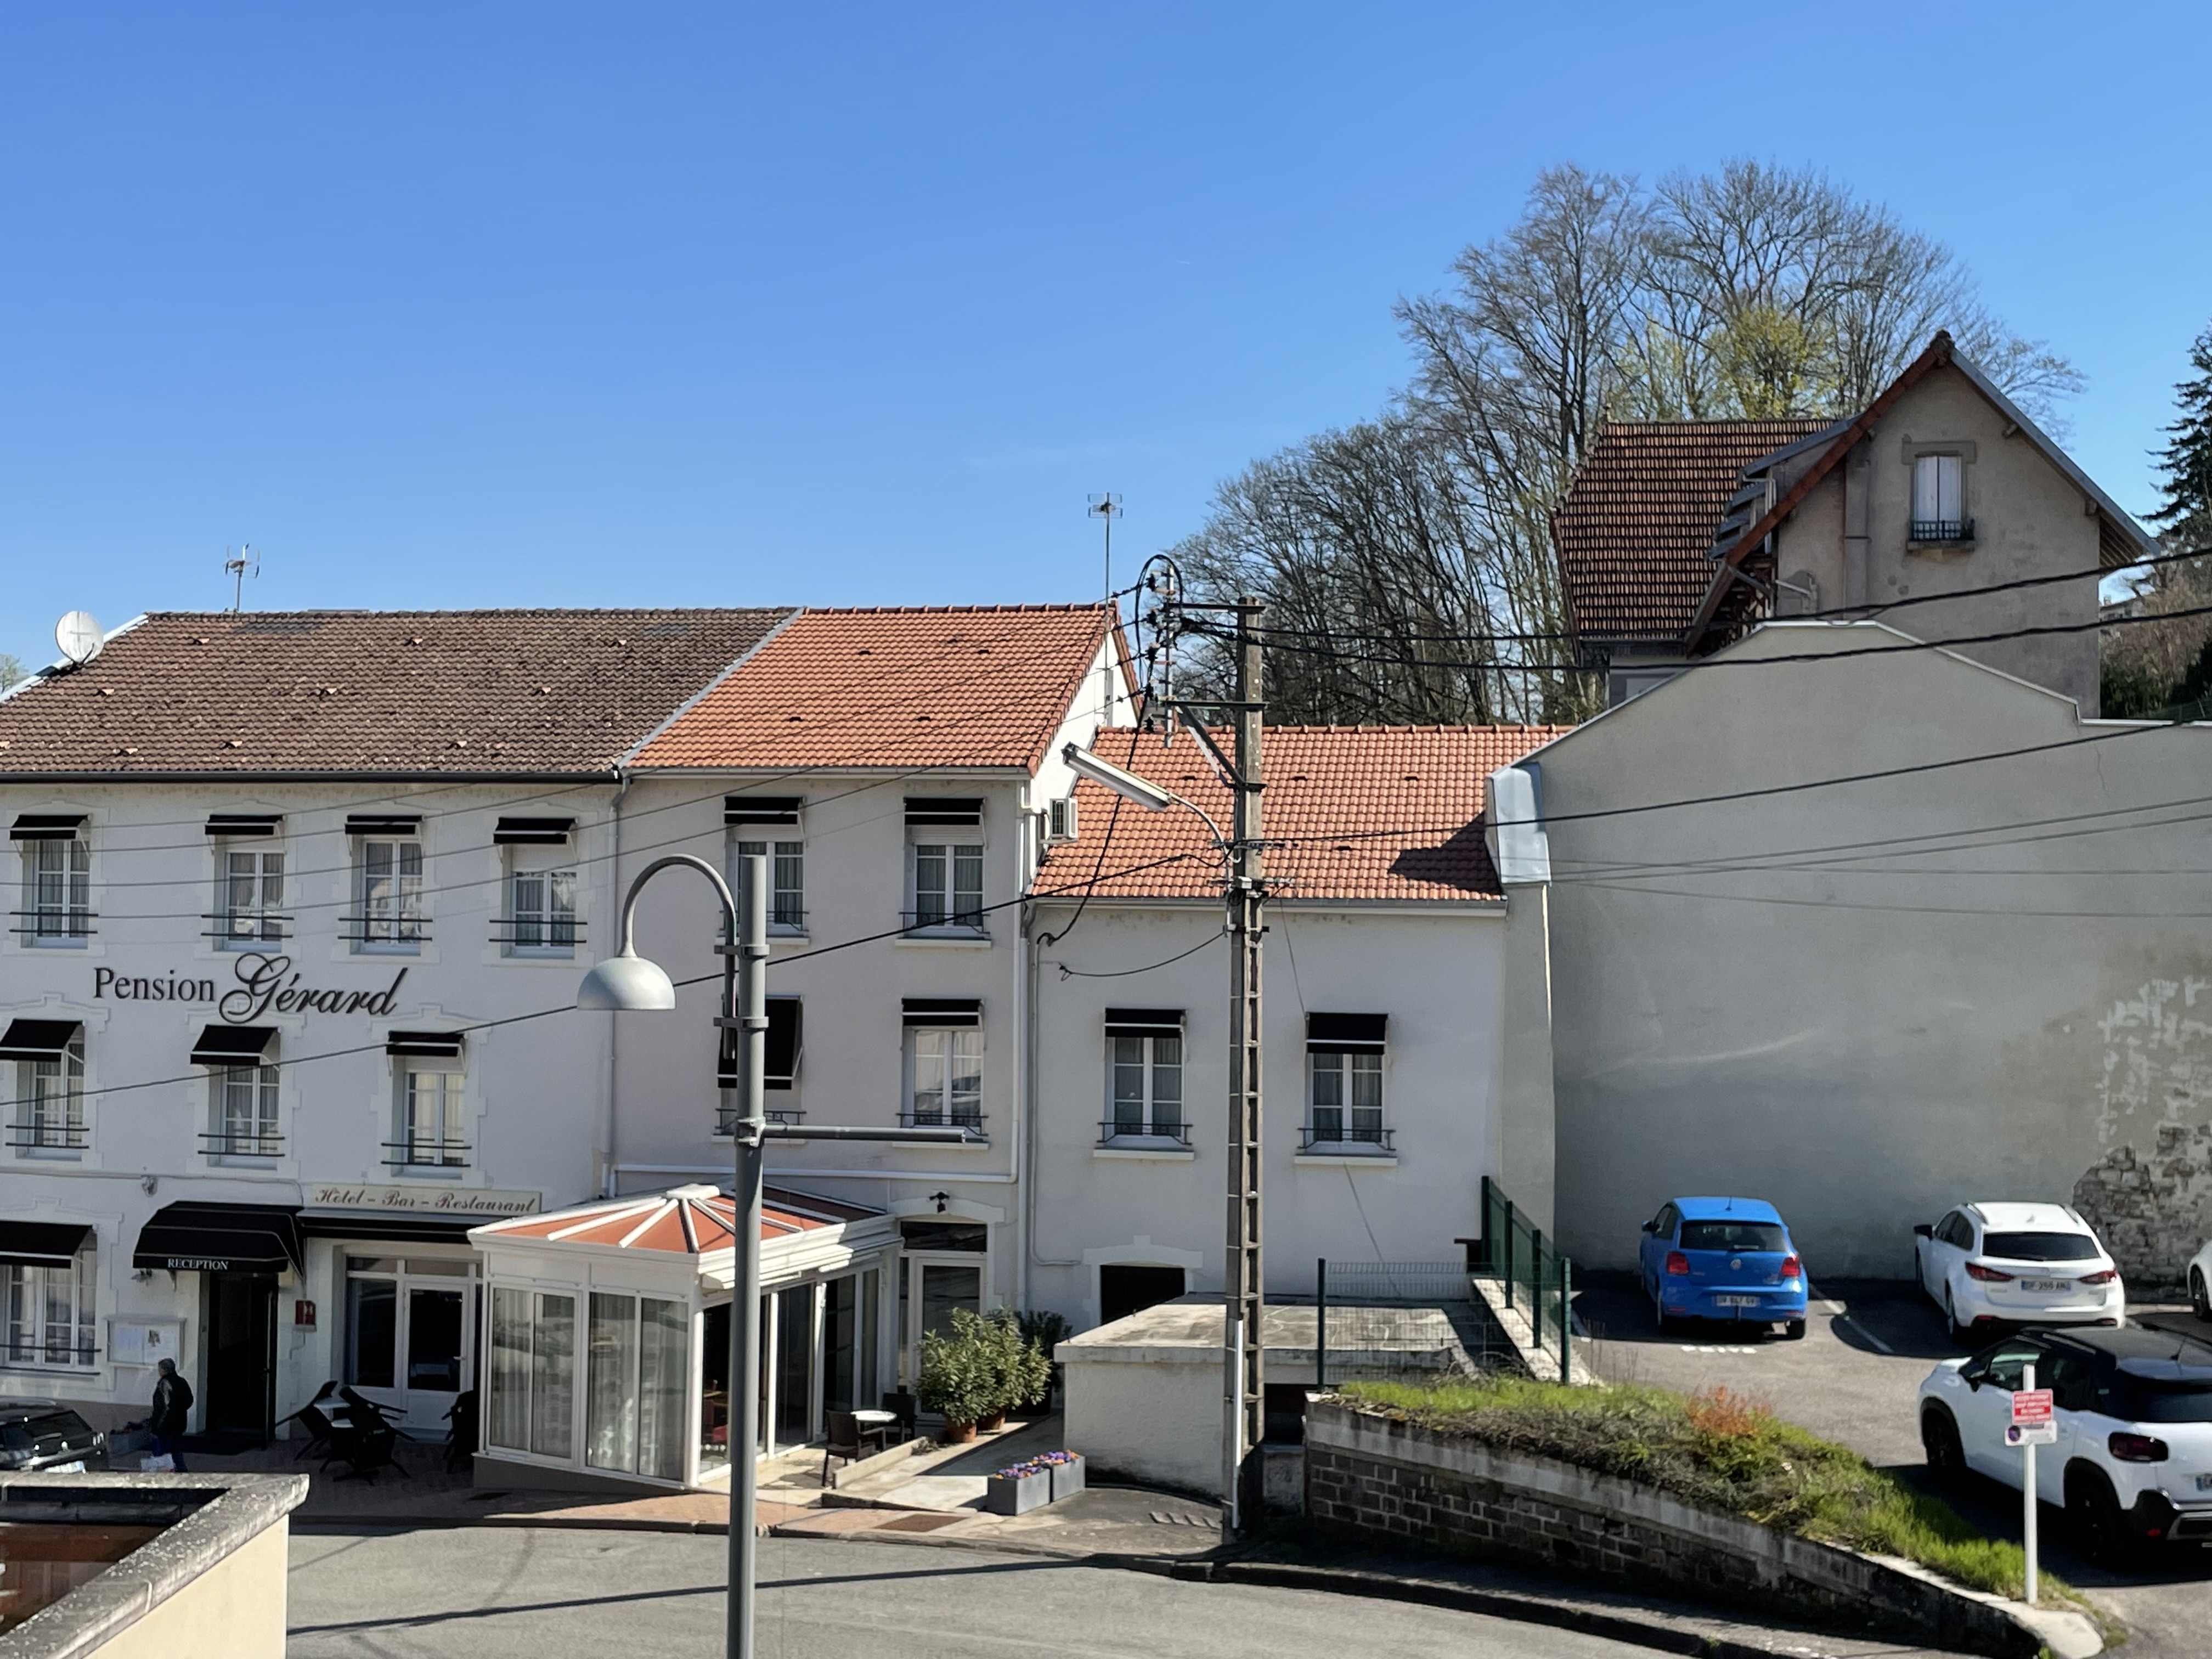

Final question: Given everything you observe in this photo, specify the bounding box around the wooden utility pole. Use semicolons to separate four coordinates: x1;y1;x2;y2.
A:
1221;594;1266;1532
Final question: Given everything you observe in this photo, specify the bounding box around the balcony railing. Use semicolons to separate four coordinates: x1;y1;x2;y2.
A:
383;1137;470;1169
898;1108;986;1137
1097;1119;1192;1147
488;916;585;950
7;1123;88;1152
8;910;95;941
202;912;292;945
0;1343;99;1368
202;1128;284;1158
1299;1124;1395;1154
338;914;428;946
1909;517;1974;544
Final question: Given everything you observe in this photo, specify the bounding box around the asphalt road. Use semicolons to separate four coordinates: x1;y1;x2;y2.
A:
286;1529;1664;1659
1574;1275;2212;1657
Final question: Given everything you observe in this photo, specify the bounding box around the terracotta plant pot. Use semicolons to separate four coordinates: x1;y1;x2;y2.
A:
975;1410;1007;1432
940;1421;977;1444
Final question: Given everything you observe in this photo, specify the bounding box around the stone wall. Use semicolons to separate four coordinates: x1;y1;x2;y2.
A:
1302;1401;2074;1659
2074;1120;2212;1287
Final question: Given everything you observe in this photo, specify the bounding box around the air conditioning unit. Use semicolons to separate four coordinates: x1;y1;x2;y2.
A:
1047;797;1079;843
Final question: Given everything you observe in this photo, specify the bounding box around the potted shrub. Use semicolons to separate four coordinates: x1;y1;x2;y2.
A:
916;1311;995;1441
1017;1310;1073;1412
978;1307;1052;1427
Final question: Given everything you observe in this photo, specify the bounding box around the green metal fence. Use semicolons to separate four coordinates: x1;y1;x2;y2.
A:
1472;1175;1575;1384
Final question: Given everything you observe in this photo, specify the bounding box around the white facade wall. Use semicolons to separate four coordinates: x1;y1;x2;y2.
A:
0;777;624;1430
1528;622;2212;1278
1025;901;1508;1324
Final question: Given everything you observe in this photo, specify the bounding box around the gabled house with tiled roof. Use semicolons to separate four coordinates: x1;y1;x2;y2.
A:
1555;332;2155;712
1024;722;1565;1351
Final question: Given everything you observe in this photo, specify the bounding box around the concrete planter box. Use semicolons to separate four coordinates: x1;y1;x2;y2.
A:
1304;1401;2097;1659
984;1470;1053;1516
1050;1454;1085;1501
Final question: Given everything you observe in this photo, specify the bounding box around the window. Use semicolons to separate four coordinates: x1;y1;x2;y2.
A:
20;834;91;946
907;1028;982;1127
210;1047;281;1158
1980;1231;2101;1263
1910;453;1969;541
585;1290;689;1482
1305;1013;1387;1152
1103;1009;1184;1142
15;1034;86;1154
354;838;425;949
911;842;984;930
217;847;286;947
4;1245;96;1368
507;865;577;954
734;840;804;932
398;1064;466;1167
488;1286;574;1459
1678;1221;1788;1253
715;998;803;1131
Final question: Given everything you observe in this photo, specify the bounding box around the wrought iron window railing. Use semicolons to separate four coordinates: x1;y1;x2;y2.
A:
201;1128;284;1158
488;915;585;950
1909;517;1974;543
7;1123;88;1152
339;914;428;945
201;912;292;944
9;910;96;941
1097;1119;1192;1147
898;1107;985;1135
1299;1124;1395;1153
900;910;988;938
714;1105;806;1135
383;1137;470;1169
0;1343;99;1368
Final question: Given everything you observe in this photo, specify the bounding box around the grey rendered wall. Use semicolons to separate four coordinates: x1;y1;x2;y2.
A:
1536;622;2212;1277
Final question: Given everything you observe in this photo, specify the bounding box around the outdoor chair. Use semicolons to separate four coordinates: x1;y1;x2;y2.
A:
326;1417;409;1482
821;1411;864;1483
291;1403;338;1466
881;1391;918;1442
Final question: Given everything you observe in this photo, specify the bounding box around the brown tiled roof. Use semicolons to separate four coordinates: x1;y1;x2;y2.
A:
1553;419;1832;641
0;608;793;777
633;606;1118;773
1040;725;1567;904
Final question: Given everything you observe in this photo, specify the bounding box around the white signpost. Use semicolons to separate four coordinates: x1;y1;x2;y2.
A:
2010;1365;2055;1606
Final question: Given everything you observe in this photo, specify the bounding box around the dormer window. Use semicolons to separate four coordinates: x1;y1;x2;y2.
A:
1910;454;1971;543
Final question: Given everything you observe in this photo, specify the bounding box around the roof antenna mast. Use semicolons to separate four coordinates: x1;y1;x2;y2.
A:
224;544;260;613
1087;493;1122;616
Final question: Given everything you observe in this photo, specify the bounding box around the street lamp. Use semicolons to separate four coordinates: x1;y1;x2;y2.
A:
1061;743;1228;851
582;851;974;1659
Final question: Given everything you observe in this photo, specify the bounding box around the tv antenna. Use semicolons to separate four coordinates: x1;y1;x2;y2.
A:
224;544;260;612
1087;493;1122;612
54;611;104;668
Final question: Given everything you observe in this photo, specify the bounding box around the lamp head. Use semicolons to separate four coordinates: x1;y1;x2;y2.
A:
1062;743;1174;812
577;949;678;1012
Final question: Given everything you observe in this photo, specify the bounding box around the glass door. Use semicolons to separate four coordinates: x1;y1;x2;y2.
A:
900;1257;983;1390
343;1254;478;1433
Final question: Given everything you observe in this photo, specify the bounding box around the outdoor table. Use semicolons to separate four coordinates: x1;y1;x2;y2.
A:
850;1408;900;1449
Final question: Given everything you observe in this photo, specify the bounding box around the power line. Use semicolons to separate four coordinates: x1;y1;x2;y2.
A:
1051;926;1226;979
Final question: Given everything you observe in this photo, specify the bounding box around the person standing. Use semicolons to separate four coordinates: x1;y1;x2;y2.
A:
149;1357;193;1471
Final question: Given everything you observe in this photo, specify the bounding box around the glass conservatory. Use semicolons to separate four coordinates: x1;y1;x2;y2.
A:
469;1183;899;1492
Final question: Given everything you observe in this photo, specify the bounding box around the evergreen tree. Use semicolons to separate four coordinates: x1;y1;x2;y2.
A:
2149;321;2212;550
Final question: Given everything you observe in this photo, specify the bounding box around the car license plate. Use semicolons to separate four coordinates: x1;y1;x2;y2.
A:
2196;1474;2212;1493
47;1460;83;1474
2020;1279;2070;1293
1712;1295;1761;1307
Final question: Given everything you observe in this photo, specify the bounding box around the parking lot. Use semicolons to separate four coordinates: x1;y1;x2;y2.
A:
1572;1275;2212;1658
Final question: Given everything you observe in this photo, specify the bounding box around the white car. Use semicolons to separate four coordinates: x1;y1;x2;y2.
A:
1912;1201;2124;1341
1919;1326;2212;1559
2190;1238;2211;1323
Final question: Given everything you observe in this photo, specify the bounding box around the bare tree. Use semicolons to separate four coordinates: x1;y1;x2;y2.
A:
1170;159;2080;726
0;654;24;693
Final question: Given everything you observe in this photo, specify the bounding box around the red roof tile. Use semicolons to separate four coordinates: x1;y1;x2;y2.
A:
1040;725;1566;904
633;606;1119;772
0;608;793;777
1553;420;1832;641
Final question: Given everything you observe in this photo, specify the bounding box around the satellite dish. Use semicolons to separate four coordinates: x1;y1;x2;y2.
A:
55;611;104;667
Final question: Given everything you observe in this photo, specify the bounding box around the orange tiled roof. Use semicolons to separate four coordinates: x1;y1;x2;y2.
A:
0;608;793;777
633;606;1118;772
1040;725;1566;904
1553;420;1832;641
476;1184;879;1255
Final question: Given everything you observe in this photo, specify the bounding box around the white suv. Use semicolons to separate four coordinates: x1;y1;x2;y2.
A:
2190;1237;2211;1322
1919;1327;2212;1559
1912;1201;2124;1340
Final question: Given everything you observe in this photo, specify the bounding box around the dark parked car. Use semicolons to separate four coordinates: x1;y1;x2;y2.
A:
0;1402;110;1472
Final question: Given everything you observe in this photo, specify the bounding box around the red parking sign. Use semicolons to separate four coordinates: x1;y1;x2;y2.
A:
2012;1387;2054;1425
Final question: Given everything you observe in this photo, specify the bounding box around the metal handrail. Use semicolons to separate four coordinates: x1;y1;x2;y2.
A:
7;1125;88;1150
8;910;97;939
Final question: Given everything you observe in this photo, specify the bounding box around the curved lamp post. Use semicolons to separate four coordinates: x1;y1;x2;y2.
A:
582;851;977;1659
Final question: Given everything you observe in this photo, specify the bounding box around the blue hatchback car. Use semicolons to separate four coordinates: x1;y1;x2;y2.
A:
1639;1197;1809;1339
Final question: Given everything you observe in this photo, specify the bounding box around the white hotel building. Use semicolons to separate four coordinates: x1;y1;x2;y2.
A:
0;601;1551;1492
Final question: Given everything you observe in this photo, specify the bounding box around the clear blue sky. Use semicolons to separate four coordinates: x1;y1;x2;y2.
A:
4;2;2208;672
